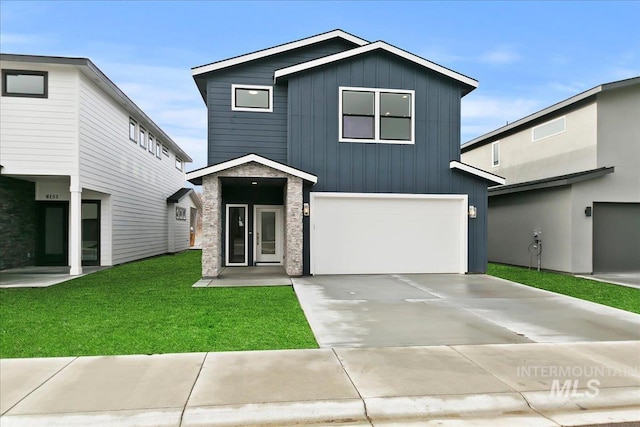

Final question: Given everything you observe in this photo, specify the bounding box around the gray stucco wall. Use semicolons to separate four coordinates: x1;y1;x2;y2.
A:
488;186;572;272
204;39;358;165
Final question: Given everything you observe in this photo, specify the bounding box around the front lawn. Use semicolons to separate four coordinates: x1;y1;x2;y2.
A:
0;251;317;358
488;263;640;314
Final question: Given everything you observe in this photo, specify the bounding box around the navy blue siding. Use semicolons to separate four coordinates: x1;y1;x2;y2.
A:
287;51;464;194
204;39;358;165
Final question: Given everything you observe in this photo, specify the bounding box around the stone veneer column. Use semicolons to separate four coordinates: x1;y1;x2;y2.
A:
202;174;222;278
284;177;303;276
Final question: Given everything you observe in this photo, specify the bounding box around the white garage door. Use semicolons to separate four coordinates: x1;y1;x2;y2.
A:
310;193;468;275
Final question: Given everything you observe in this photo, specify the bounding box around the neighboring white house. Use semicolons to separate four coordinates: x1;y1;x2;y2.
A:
0;54;198;274
461;77;640;274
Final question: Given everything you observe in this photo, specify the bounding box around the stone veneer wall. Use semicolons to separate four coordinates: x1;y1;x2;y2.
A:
201;162;304;278
0;176;36;270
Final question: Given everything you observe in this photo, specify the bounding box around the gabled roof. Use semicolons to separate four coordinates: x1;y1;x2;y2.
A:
275;41;478;95
191;29;368;76
166;188;202;210
449;161;506;185
0;53;193;162
489;167;614;196
186;154;318;185
462;76;640;152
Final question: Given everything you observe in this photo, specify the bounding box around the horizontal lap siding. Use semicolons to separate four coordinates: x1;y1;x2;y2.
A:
78;73;185;265
206;39;357;165
0;62;78;175
287;52;464;194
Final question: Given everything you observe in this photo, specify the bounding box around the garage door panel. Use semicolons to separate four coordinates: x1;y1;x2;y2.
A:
311;193;467;275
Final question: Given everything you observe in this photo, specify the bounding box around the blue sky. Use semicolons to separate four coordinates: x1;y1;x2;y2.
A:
1;1;639;170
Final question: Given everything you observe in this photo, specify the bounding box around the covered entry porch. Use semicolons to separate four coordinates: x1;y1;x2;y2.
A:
187;154;317;279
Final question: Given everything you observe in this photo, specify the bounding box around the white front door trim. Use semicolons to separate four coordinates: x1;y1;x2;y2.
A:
225;203;248;266
310;192;468;275
254;205;284;264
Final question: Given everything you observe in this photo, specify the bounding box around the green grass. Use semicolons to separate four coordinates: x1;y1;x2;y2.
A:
488;263;640;314
0;251;317;358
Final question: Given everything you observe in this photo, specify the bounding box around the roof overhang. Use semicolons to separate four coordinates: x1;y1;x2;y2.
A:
274;41;478;95
166;188;202;210
488;167;614;196
186;154;318;185
191;30;368;77
0;53;193;162
462;76;640;152
449;161;505;185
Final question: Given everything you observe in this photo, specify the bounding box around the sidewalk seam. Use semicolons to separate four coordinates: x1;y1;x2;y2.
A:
449;346;560;425
1;356;78;416
331;347;373;426
178;352;207;427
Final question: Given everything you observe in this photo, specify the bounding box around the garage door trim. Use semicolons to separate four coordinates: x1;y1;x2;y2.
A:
310;192;468;275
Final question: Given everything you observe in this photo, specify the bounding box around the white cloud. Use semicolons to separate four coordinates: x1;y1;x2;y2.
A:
0;32;52;47
478;46;521;65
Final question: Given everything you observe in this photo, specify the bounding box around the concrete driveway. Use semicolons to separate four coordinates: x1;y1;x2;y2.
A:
292;274;640;348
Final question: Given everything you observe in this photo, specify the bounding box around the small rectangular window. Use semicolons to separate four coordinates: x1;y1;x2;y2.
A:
129;119;137;142
139;127;147;149
231;84;273;112
2;70;48;98
155;140;162;158
492;141;500;167
339;87;414;144
162;145;169;157
532;116;566;142
148;134;155;154
175;157;183;171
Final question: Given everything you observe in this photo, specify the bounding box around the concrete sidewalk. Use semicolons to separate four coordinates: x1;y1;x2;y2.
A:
2;341;639;426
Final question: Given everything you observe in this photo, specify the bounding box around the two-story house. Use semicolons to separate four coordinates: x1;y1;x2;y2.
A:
187;30;504;278
0;54;201;275
461;77;640;274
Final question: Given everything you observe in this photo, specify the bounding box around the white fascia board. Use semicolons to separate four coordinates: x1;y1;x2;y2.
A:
186;154;318;184
275;41;478;89
192;30;369;76
450;160;506;185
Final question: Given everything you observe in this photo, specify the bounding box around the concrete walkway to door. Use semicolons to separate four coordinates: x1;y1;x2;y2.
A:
192;266;291;287
292;274;640;348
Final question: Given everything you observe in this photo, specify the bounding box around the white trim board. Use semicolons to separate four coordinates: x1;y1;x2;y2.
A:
186;154;318;184
450;160;506;185
275;41;478;91
192;30;369;76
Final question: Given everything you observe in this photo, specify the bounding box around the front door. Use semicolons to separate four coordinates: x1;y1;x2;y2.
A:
36;202;69;266
82;201;100;266
226;204;248;266
254;206;283;264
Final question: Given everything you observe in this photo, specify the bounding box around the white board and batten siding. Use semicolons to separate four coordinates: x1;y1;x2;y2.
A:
310;193;468;275
78;72;186;265
0;62;79;176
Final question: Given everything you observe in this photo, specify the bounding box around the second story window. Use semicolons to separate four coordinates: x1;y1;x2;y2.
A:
129;119;137;142
175;157;183;171
148;134;155;154
139;127;147;149
339;87;414;144
231;84;273;112
532;116;566;142
2;70;48;98
162;145;169;157
492;141;500;167
155;139;162;158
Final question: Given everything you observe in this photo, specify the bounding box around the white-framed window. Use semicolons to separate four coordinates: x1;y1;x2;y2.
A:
139;127;147;149
231;84;273;112
532;116;566;142
175;157;183;171
129;119;137;142
492;141;500;167
162;145;169;157
155;139;162;158
339;86;414;144
148;134;155;154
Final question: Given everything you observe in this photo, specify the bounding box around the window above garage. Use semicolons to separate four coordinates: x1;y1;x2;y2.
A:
339;87;414;144
232;84;273;112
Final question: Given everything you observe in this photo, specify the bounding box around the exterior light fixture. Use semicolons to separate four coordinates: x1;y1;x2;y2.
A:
251;181;258;185
303;203;310;216
468;205;477;218
585;206;592;217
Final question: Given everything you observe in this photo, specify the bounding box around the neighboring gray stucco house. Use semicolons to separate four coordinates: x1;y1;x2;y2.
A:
187;30;504;278
461;77;640;274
